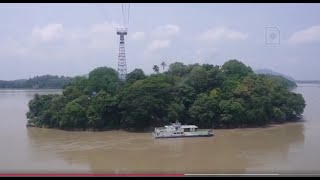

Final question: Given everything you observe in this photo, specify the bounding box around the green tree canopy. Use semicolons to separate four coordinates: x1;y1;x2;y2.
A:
26;59;306;131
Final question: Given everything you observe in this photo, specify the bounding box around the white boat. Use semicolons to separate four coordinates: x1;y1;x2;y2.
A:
152;121;213;138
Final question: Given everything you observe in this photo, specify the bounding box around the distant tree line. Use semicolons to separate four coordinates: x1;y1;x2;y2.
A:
26;60;306;132
295;80;320;84
0;75;72;89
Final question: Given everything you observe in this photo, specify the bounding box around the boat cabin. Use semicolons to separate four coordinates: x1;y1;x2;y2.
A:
155;122;198;134
180;125;198;132
158;122;198;132
153;121;213;138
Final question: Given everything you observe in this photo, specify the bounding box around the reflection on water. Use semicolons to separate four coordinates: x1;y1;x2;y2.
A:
1;86;319;174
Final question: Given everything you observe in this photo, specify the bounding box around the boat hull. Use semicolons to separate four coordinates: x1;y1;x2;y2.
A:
154;134;213;139
153;133;214;139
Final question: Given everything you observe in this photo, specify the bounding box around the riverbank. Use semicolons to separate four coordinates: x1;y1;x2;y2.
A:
26;118;305;133
26;123;118;132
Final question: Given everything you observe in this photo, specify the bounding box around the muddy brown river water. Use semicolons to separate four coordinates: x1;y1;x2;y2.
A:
0;85;319;174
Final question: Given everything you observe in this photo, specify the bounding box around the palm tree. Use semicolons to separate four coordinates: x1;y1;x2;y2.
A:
160;61;167;71
153;65;160;73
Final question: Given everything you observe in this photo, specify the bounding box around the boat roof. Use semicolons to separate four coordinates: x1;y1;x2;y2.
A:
180;125;198;128
163;124;198;129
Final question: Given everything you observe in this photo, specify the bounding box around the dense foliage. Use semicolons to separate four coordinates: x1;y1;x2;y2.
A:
0;75;72;89
26;60;306;131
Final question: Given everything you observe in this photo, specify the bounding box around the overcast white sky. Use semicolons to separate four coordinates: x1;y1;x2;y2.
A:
1;3;320;80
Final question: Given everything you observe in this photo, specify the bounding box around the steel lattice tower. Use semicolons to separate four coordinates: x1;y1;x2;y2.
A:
116;28;128;80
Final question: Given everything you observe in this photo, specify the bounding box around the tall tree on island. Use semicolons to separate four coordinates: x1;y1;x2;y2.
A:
153;65;160;74
160;61;167;71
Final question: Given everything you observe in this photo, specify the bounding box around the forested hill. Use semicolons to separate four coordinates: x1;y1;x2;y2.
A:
0;75;72;89
264;75;297;89
254;69;296;82
26;60;306;132
254;69;297;88
255;69;320;85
